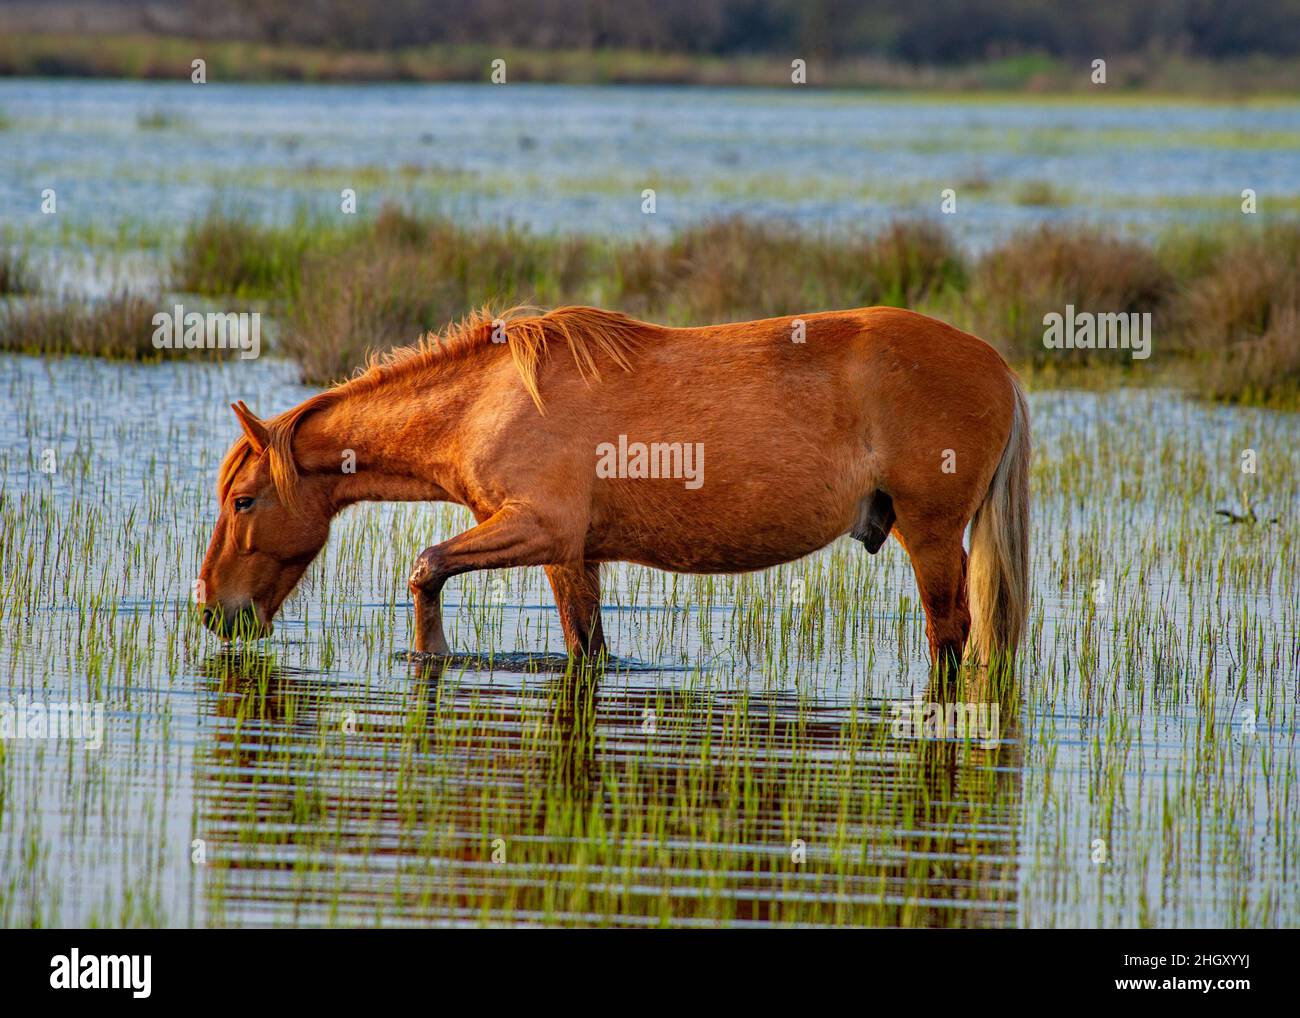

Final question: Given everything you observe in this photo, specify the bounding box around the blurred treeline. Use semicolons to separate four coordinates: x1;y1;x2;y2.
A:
9;0;1300;61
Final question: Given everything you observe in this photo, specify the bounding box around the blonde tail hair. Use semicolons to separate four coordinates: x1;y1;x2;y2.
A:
965;378;1031;668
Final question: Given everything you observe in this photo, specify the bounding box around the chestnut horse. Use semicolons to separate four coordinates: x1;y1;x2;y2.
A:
199;305;1029;673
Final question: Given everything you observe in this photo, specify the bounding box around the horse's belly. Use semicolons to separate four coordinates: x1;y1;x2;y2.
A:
620;538;836;574
588;489;855;574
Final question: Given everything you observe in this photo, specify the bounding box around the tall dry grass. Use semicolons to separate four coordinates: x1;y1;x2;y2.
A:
273;214;965;381
959;225;1174;363
1176;225;1300;403
0;292;160;358
276;209;599;382
614;219;962;323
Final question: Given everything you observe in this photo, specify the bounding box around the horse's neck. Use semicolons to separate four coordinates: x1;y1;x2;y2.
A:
297;370;468;508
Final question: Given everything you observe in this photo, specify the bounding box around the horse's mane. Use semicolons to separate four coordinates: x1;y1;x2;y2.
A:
218;305;645;509
355;304;643;409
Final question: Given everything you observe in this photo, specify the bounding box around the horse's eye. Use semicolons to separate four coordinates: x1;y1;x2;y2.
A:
233;496;255;513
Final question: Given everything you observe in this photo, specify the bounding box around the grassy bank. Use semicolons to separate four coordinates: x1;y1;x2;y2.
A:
3;211;1297;407
3;32;1300;95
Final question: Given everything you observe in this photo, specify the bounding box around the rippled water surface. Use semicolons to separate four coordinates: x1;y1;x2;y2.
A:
3;80;1298;260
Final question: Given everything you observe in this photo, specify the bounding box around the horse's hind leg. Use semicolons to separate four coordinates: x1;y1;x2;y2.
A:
545;562;606;659
896;530;970;679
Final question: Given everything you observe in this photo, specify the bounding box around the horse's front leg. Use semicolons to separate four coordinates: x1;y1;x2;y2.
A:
406;505;571;655
545;561;606;660
410;572;451;656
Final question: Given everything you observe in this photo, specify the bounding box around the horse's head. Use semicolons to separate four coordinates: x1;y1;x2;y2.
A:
197;401;333;639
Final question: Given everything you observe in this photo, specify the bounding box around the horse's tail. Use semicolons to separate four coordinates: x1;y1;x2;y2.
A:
965;375;1030;669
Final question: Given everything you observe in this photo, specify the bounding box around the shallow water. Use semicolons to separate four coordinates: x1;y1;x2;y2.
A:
1;352;1295;927
3;80;1299;292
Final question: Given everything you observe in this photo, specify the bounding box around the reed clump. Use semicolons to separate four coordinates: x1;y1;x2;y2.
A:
614;218;963;322
0;248;34;295
1177;226;1300;404
276;211;598;383
172;211;324;298
0;292;160;358
961;224;1175;364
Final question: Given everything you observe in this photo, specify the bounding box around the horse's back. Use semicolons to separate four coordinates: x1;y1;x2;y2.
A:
572;307;1018;572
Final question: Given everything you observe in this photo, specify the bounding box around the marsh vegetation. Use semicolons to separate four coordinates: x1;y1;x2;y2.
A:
1;356;1294;926
0;77;1296;929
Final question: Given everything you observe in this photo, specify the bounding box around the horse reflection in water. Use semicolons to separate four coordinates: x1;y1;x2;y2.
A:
194;652;1021;927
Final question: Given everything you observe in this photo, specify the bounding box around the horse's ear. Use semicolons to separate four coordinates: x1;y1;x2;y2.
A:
231;401;270;454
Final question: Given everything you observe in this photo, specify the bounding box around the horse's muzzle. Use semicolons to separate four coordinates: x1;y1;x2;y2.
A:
199;602;270;640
